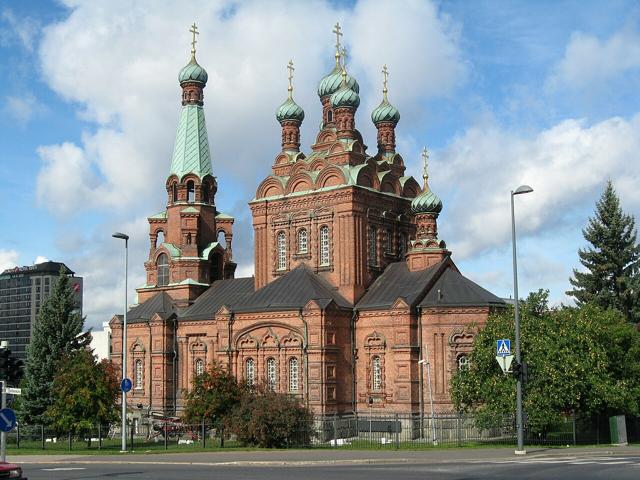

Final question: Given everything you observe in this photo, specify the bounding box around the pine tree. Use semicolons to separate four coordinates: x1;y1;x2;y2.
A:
567;180;640;322
20;267;90;424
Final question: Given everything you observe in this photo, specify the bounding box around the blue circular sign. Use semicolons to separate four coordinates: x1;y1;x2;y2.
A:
121;378;133;393
0;408;16;432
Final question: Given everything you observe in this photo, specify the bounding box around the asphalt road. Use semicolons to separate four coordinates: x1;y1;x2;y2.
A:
19;454;640;480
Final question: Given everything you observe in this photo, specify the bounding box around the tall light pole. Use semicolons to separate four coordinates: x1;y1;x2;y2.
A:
418;357;437;446
113;232;129;452
511;185;532;455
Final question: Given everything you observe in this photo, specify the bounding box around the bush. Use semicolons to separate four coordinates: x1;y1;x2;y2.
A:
228;384;314;448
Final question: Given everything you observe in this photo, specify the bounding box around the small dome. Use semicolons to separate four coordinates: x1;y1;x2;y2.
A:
372;100;400;125
330;82;360;109
318;65;360;98
411;187;443;215
178;56;208;85
276;97;305;123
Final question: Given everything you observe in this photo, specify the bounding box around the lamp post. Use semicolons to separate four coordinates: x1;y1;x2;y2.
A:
418;357;437;446
511;185;532;455
367;396;373;443
112;232;129;453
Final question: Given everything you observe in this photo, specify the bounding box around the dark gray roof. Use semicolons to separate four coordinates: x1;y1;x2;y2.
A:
355;260;445;310
418;268;505;308
233;265;351;313
181;277;255;320
127;292;178;323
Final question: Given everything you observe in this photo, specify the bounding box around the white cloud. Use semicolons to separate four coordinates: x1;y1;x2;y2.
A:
548;27;640;90
0;249;19;272
4;93;44;125
33;255;49;265
0;9;39;52
35;0;466;326
435;114;640;259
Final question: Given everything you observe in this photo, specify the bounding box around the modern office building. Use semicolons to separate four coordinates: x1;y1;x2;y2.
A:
0;261;83;360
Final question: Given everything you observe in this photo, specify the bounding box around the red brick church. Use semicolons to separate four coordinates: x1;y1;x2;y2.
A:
110;25;504;418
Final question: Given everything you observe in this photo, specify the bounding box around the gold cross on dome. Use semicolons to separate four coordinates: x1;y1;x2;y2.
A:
332;22;343;51
422;146;430;188
189;23;199;56
382;64;389;99
287;60;295;97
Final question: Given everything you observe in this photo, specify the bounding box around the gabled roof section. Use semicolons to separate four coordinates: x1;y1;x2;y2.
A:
356;260;445;310
169;104;213;180
234;265;351;313
418;268;505;308
180;277;255;320
126;292;178;323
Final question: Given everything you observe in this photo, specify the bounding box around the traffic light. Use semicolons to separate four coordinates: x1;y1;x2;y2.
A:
6;357;24;386
511;361;522;379
0;349;10;380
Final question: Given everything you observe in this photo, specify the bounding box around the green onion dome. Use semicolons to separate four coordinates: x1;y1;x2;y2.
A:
318;65;360;98
178;55;208;85
276;97;305;123
330;77;360;109
371;99;400;124
411;187;443;215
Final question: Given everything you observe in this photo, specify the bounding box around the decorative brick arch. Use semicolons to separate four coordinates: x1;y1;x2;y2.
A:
256;177;285;199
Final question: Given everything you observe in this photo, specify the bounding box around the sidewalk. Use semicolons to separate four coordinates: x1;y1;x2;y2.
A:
8;445;640;466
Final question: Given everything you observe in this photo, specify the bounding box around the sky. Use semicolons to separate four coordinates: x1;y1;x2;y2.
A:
1;0;639;331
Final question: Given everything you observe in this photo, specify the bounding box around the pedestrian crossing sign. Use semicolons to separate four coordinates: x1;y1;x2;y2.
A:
496;339;511;357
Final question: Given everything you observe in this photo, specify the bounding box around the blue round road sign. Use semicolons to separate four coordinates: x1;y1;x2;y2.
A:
121;378;132;393
0;408;16;432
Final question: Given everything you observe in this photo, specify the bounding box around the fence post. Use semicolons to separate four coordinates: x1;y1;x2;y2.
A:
572;411;577;446
68;431;72;451
332;415;338;448
164;421;168;450
201;418;205;448
41;425;44;450
16;423;19;449
596;414;599;445
130;420;134;450
456;412;461;447
394;414;399;449
98;424;101;450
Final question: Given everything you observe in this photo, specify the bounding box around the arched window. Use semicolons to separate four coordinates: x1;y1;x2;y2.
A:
246;358;255;386
297;228;308;254
157;253;169;286
368;226;378;266
187;181;195;203
458;354;470;371
267;357;277;390
385;229;393;254
135;359;143;389
289;357;299;392
399;232;406;258
277;231;287;270
372;356;382;391
172;182;178;203
195;359;204;376
319;226;330;266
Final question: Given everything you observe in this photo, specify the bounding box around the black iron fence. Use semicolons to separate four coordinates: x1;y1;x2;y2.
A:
6;412;640;451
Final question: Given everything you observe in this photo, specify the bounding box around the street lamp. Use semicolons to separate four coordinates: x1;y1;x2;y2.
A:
418;357;438;446
511;185;532;455
112;232;129;453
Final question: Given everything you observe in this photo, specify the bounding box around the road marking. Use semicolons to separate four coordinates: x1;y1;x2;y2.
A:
474;456;640;466
42;467;87;471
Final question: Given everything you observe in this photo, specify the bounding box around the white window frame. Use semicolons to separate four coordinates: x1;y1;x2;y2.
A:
372;356;382;391
267;357;277;390
289;357;299;392
246;358;255;386
298;229;308;254
385;229;393;254
277;231;287;270
458;355;470;371
195;358;204;376
135;359;143;390
157;253;169;286
319;226;330;266
368;226;378;266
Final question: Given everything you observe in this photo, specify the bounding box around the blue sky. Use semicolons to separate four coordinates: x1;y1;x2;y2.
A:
1;0;639;330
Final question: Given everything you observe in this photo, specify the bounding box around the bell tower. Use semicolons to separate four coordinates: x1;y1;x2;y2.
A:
138;24;236;307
